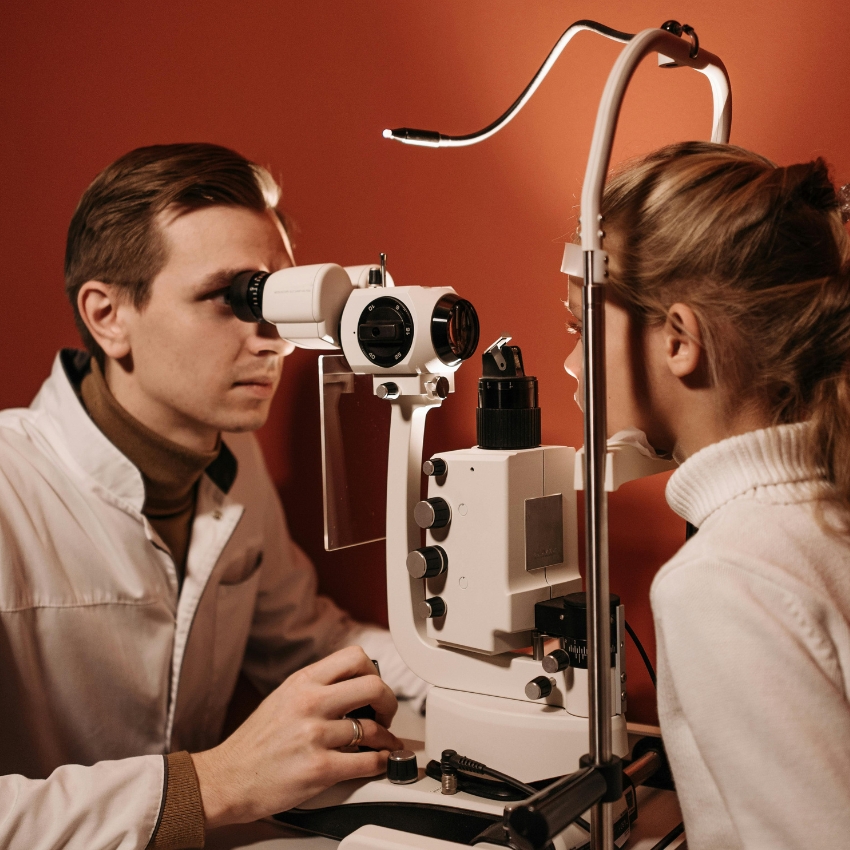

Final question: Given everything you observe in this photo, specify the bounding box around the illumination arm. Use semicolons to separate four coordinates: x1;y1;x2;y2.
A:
382;20;634;148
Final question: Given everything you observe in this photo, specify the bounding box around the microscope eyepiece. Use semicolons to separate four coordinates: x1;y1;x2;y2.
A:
230;270;269;323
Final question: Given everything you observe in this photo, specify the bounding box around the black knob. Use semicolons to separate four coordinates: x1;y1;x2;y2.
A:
413;497;451;529
376;382;400;400
418;596;447;619
387;749;419;785
406;546;448;579
423;457;448;476
542;648;571;674
525;676;554;700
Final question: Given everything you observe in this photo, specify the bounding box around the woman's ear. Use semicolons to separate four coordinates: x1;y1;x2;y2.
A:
77;281;132;360
664;303;703;378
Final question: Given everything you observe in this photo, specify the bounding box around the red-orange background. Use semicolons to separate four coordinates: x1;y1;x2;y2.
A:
3;1;849;724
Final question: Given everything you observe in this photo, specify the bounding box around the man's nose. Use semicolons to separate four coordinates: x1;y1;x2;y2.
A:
250;321;292;355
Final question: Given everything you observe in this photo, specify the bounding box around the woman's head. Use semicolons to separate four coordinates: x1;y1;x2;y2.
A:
587;141;850;517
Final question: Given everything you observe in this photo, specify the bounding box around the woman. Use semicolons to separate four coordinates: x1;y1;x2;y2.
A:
564;142;850;849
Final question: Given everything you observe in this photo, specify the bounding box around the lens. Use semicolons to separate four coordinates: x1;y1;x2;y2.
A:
431;295;479;365
230;270;269;322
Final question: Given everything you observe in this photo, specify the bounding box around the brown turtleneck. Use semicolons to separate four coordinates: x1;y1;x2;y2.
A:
80;360;219;587
79;359;211;849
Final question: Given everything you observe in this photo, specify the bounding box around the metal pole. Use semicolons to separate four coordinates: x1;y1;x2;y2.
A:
583;251;613;850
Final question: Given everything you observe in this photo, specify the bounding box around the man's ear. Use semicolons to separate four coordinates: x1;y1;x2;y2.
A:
77;281;132;360
664;303;703;378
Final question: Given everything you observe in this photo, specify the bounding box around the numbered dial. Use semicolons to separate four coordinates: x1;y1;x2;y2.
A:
356;296;414;367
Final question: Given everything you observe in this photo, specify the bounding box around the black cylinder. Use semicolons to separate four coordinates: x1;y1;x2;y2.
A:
476;377;541;450
387;750;419;785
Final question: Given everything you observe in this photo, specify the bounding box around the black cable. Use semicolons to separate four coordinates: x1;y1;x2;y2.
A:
443;753;592;832
649;821;685;850
625;620;657;689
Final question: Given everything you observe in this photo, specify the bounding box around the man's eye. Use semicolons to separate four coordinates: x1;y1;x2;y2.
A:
566;321;582;336
206;287;232;306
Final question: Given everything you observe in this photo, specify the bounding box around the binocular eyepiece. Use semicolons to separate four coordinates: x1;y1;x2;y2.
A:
226;263;480;370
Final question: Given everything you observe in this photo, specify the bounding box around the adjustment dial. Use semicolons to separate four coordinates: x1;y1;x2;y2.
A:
413;497;451;529
406;546;448;579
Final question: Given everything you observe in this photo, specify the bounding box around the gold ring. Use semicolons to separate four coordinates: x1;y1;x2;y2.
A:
347;717;364;747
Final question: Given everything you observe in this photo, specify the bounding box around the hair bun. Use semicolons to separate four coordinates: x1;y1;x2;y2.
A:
783;159;839;213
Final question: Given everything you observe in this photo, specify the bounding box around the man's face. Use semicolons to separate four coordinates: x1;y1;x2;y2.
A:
112;205;292;447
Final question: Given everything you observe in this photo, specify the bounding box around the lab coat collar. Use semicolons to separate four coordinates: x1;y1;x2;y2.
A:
32;350;238;514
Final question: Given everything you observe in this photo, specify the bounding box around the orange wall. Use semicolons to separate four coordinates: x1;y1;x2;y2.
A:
3;1;849;724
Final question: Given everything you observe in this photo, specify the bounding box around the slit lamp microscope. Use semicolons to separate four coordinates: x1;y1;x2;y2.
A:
228;18;731;850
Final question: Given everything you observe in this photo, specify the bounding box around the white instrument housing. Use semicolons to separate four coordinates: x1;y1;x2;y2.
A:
339;286;466;377
423;445;580;654
257;262;396;350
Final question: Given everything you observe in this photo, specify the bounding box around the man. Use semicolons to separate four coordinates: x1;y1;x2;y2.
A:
0;143;425;849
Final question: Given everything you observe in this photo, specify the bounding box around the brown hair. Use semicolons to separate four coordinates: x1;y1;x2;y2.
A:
599;141;850;523
65;143;288;362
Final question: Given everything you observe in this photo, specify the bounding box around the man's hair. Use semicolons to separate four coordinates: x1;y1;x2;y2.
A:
65;143;285;362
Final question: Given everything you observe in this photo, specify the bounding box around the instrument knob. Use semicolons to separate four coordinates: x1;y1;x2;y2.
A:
414;497;451;529
422;457;448;476
376;382;400;400
417;596;447;619
542;648;571;674
525;676;555;700
387;749;419;785
406;546;448;579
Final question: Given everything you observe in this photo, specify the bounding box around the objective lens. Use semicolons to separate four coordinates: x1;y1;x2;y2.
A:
431;295;479;365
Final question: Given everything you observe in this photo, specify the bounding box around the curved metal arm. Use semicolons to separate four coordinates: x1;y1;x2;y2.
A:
580;28;732;250
382;20;634;148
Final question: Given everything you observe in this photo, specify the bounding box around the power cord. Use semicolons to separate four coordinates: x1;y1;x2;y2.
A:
625;620;657;689
426;752;592;832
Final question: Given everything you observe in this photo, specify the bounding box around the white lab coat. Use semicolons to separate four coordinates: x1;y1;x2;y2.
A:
0;350;401;849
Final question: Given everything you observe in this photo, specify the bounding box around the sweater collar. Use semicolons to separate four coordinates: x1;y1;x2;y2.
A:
80;358;219;512
31;351;238;513
665;423;818;528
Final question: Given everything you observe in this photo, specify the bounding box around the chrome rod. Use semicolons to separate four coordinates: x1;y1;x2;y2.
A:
383;20;634;148
583;252;613;850
582;259;611;766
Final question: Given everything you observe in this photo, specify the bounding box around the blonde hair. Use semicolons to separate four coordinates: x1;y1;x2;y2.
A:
600;141;850;523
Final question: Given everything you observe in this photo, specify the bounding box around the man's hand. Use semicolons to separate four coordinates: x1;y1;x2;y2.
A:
191;646;403;827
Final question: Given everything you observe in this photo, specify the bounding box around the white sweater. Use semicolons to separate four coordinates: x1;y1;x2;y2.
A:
652;424;850;850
